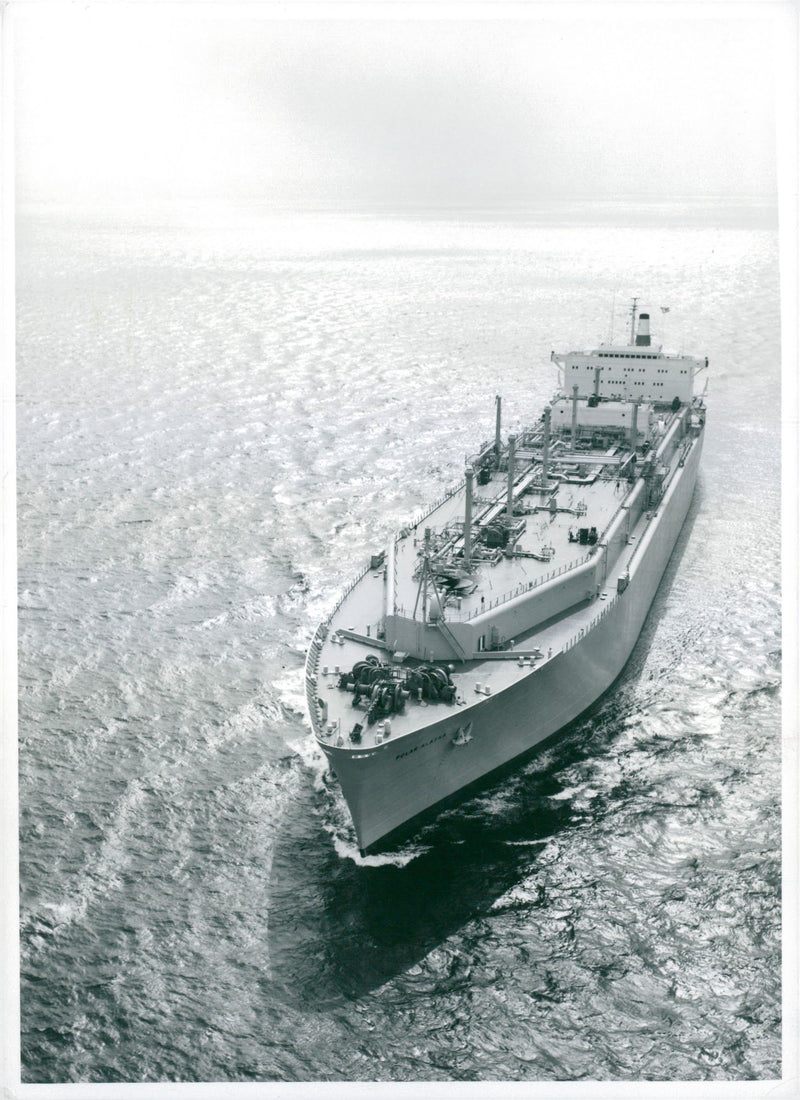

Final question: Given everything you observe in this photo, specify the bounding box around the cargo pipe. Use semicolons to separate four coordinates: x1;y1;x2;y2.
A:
630;401;639;449
463;466;474;567
506;434;517;519
571;385;579;450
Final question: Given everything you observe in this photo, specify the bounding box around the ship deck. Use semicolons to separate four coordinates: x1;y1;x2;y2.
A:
308;397;697;752
313;463;670;750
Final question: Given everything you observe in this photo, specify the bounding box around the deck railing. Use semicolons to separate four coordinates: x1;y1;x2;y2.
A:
404;479;465;532
561;589;620;653
304;620;329;730
447;554;590;621
304;560;373;729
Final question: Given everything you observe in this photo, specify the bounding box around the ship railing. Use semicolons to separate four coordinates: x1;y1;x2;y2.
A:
305;621;327;677
405;479;465;532
392;533;400;614
327;561;372;621
446;555;588;621
305;559;374;729
561;590;620;653
304;619;330;730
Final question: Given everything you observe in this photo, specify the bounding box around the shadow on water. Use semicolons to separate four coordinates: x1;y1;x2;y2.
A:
267;491;704;1006
267;762;579;1007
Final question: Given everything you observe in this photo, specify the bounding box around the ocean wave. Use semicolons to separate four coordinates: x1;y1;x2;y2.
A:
196;593;279;630
21;777;147;937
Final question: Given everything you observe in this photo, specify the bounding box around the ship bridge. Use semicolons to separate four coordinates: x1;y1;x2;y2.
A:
551;309;708;406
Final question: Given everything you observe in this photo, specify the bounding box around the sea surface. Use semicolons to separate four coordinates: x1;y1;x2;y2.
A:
16;201;782;1083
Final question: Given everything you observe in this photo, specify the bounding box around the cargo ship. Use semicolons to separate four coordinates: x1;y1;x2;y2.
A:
305;303;708;853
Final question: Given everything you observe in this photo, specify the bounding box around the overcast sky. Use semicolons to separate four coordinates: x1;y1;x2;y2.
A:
13;5;779;212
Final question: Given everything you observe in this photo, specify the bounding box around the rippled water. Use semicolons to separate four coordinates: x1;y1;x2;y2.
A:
17;203;781;1082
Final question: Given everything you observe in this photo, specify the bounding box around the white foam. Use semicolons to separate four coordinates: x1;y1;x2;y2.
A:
24;777;147;936
549;786;581;801
286;733;329;791
197;593;278;630
38;896;89;927
272;666;308;720
491;883;539;911
326;827;429;868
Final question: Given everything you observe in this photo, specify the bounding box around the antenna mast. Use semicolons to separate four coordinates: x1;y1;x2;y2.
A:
629;297;638;345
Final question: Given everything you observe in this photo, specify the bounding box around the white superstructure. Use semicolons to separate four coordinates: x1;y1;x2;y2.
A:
552;310;707;406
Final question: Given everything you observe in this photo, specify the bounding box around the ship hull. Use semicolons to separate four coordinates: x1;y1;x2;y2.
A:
318;430;703;852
